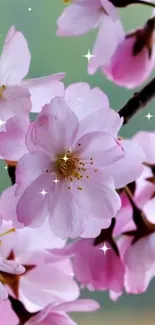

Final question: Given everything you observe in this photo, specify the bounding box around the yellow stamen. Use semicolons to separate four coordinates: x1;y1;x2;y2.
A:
0;85;6;99
0;228;16;238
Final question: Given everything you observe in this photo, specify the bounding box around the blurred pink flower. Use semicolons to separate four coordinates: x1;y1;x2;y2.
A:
103;17;155;88
48;238;125;301
0;220;79;312
25;299;100;325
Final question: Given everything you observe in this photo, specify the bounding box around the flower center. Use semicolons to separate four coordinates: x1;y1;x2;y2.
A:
0;85;6;98
54;152;83;181
64;0;71;3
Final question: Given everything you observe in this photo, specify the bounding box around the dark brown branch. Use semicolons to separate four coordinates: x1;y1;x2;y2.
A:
9;295;35;325
110;0;155;9
118;76;155;124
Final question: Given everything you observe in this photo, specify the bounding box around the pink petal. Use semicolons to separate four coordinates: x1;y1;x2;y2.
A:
17;174;51;227
0;283;8;302
20;263;79;312
65;82;109;120
0;258;25;274
74;131;124;167
0;300;18;323
53;299;100;313
27;98;79;156
0;185;20;224
88;15;124;74
103;139;145;188
0;86;31;124
133;131;155;164
48;182;85;239
0;116;29;161
57;4;101;36
0;28;30;85
23;78;65;113
16;152;51;189
72;171;121;220
78;107;123;138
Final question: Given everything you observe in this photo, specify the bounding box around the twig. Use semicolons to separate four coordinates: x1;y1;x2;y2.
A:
118;77;155;124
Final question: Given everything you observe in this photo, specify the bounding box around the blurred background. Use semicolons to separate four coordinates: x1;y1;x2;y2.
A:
0;0;155;323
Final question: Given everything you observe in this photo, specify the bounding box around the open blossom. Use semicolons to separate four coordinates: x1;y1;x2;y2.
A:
0;220;79;312
25;299;100;325
0;25;65;122
103;17;155;88
0;82;145;238
48;238;125;301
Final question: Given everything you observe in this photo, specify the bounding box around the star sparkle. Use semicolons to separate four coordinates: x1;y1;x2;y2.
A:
39;189;48;197
28;7;32;11
99;242;111;255
0;119;6;127
82;50;95;63
53;177;60;184
145;112;153;120
63;154;69;162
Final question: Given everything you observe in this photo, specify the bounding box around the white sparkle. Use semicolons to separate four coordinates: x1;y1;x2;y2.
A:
99;242;111;255
4;165;8;170
53;177;59;184
69;272;74;277
0;120;6;127
39;189;48;197
63;154;69;163
82;50;95;63
145;112;153;120
78;97;82;101
28;7;32;11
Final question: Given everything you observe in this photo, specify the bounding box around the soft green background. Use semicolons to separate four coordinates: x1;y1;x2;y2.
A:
0;0;155;323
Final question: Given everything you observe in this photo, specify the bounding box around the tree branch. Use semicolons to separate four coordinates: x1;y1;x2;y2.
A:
118;76;155;124
9;295;35;325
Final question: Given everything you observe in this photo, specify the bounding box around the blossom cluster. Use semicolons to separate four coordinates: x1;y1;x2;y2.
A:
0;1;155;324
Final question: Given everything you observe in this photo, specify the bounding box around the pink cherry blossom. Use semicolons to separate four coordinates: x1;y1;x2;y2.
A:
48;238;125;300
0;300;18;325
0;25;65;118
103;17;155;88
0;220;79;312
25;299;100;325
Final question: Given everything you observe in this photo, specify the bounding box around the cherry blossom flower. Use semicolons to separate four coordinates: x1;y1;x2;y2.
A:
25;299;100;325
0;82;145;238
103;17;155;88
0;25;65;120
0;220;79;312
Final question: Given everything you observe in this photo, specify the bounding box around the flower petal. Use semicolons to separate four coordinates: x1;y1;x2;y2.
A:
0;28;30;84
57;4;101;36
